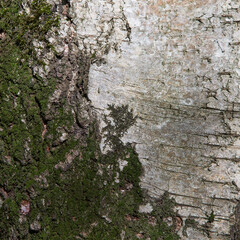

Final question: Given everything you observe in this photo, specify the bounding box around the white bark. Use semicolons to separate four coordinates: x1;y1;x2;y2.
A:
70;0;240;238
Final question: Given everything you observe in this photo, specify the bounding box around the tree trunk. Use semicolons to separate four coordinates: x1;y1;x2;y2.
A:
1;0;240;239
83;0;240;239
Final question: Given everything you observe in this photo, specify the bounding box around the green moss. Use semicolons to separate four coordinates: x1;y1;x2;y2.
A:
206;210;215;223
103;104;136;151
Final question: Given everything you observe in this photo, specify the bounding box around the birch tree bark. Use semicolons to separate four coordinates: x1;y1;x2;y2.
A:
71;0;240;238
1;0;240;239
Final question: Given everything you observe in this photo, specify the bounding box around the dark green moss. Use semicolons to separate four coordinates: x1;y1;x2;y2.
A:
206;210;215;223
103;104;136;152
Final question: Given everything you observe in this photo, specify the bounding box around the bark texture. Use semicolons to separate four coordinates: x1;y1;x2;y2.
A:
1;0;240;239
76;0;240;239
0;0;179;239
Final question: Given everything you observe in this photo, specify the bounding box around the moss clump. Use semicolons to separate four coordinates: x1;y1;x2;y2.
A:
0;0;61;238
0;0;59;168
0;0;59;56
206;210;215;223
103;104;136;151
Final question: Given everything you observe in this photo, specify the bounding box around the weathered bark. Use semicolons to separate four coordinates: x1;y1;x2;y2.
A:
1;0;240;239
71;0;240;239
0;1;179;239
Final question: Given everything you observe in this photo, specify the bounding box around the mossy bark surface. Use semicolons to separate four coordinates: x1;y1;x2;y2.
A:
0;1;179;239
